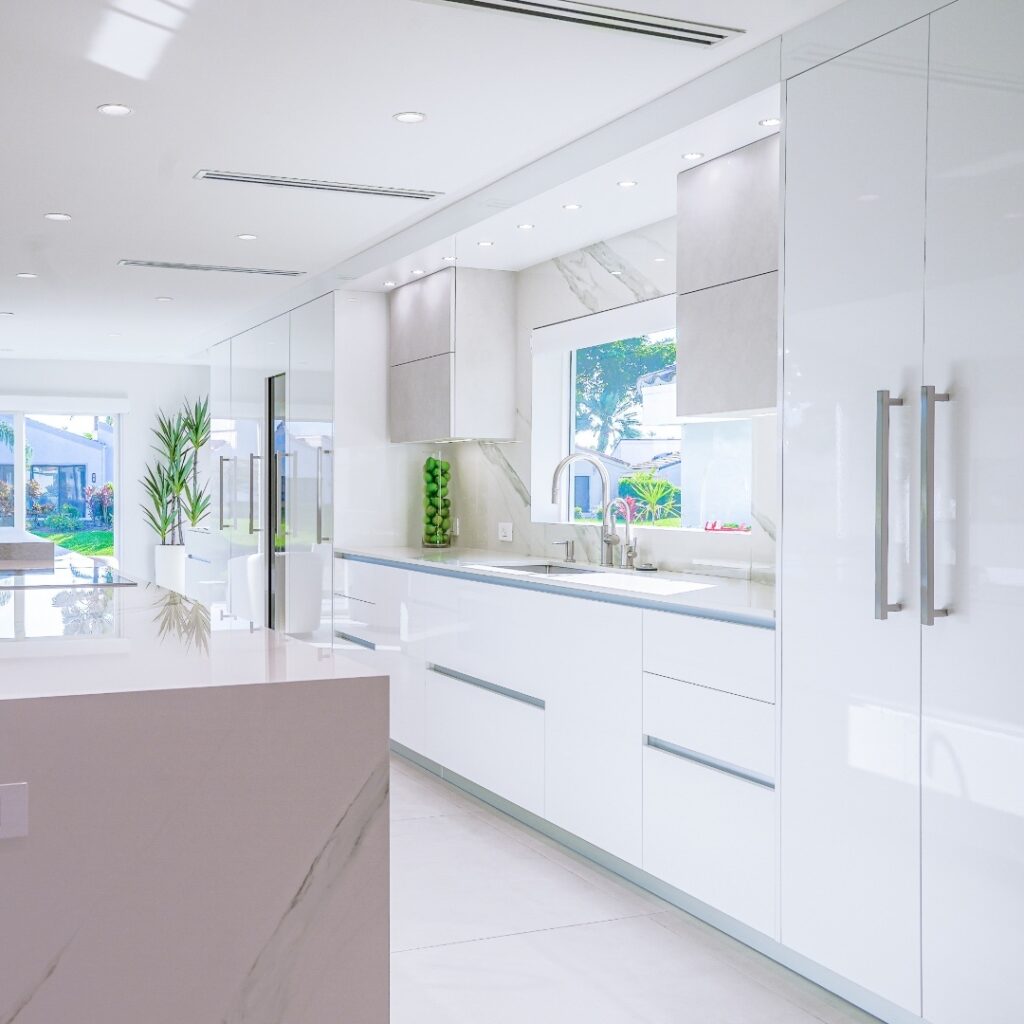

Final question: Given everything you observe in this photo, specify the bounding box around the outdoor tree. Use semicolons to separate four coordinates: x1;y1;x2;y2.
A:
574;335;676;454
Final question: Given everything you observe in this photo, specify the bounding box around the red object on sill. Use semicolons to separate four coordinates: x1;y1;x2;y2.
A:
703;521;752;533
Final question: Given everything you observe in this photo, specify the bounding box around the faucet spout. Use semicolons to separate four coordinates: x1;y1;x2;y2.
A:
550;452;615;566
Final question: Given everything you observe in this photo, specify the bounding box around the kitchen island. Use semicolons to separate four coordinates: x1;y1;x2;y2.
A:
0;570;389;1024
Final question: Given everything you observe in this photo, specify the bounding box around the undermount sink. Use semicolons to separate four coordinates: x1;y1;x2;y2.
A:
489;563;598;576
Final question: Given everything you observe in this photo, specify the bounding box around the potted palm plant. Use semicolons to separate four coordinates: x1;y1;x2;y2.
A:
142;409;191;592
181;397;213;570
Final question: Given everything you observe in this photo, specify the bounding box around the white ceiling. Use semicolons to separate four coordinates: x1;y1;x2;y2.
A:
0;0;845;364
349;86;781;288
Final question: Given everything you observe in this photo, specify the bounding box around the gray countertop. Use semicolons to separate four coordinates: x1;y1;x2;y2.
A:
335;546;775;629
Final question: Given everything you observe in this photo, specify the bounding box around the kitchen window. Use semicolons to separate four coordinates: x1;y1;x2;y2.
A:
532;296;754;532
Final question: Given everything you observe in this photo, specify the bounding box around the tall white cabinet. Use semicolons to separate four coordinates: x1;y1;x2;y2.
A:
208;293;335;642
782;2;1024;1021
920;4;1024;1022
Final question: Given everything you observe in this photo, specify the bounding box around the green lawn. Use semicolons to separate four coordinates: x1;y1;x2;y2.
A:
47;531;115;557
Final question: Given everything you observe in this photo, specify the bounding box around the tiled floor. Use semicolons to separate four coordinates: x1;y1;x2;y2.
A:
390;754;880;1024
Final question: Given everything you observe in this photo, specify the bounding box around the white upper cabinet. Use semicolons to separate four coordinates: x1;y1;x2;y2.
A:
921;3;1024;1022
388;267;516;442
780;19;928;1015
676;135;780;418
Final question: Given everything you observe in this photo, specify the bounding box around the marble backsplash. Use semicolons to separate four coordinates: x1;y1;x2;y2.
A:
445;217;777;583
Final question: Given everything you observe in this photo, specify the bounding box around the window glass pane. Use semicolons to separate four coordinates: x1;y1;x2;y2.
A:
0;414;13;527
25;415;117;559
569;331;753;531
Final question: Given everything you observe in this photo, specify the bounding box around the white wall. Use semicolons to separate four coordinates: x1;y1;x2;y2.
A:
0;358;209;581
333;293;432;549
447;217;778;581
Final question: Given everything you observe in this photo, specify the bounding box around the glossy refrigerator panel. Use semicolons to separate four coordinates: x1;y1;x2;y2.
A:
780;19;928;1012
285;293;335;642
922;3;1024;1021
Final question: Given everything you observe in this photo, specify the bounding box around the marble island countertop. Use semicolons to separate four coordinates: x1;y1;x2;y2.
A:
0;573;385;701
336;545;775;629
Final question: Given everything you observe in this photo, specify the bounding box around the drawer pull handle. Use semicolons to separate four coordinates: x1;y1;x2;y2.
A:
428;664;545;709
645;735;774;790
335;629;377;651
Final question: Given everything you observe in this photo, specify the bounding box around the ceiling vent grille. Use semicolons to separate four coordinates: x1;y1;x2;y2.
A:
418;1;742;45
194;169;443;201
118;259;305;277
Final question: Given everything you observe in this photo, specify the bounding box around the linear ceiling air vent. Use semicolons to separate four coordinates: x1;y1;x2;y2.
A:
194;169;443;201
118;259;305;277
418;1;742;45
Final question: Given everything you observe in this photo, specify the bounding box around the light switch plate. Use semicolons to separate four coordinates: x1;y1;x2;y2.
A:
498;522;513;543
0;783;28;839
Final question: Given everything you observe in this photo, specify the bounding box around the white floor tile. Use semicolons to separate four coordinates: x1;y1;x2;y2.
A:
392;915;827;1024
391;812;651;952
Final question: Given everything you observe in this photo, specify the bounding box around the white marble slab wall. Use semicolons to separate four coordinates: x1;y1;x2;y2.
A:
0;679;389;1024
447;217;777;581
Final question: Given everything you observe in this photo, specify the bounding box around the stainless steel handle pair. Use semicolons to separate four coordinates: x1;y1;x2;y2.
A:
249;453;261;535
218;456;229;530
316;446;332;545
874;386;950;625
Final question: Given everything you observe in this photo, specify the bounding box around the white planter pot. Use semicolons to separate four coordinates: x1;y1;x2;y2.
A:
153;544;187;594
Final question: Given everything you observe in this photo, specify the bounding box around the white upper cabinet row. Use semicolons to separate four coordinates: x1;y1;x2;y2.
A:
676;134;779;418
388;267;516;443
782;2;1024;1021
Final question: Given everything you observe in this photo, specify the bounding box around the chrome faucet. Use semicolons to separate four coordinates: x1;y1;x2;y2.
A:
550;453;615;566
603;497;638;570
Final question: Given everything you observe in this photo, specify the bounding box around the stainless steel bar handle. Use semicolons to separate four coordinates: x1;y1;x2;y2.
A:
875;390;904;620
921;385;950;626
316;447;333;545
248;453;261;535
218;455;229;530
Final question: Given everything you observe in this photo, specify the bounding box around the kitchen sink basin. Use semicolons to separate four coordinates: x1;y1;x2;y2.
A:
490;563;598;576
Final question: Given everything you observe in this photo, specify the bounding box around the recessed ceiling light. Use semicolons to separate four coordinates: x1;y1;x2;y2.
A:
0;312;14;317
477;240;494;247
683;152;704;161
16;273;37;279
610;270;623;276
393;111;426;123
517;223;535;231
156;295;173;302
617;180;638;189
383;280;397;287
443;256;458;263
654;257;667;263
562;203;582;211
237;233;257;240
45;212;72;222
759;117;781;128
412;269;426;275
97;103;133;117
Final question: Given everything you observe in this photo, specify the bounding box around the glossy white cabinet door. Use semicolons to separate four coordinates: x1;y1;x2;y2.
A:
780;20;928;1013
922;4;1024;1021
286;294;335;642
207;338;233;615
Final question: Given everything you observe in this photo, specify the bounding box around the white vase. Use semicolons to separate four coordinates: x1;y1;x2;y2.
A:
153;544;187;594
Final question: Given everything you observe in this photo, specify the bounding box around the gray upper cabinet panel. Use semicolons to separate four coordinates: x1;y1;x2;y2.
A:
389;353;453;443
388;267;455;366
677;271;778;417
677;136;780;295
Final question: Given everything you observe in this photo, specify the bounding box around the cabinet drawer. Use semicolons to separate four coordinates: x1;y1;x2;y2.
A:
643;672;774;782
643;610;775;703
643;744;776;936
425;665;545;816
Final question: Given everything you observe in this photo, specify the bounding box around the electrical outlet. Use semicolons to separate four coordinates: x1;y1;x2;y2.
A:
498;522;514;543
0;783;28;839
